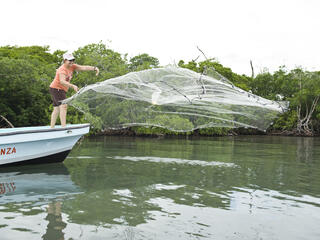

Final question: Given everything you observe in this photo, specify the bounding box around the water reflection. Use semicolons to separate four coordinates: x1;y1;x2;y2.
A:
42;201;66;240
296;137;314;163
0;136;319;239
0;163;80;240
64;136;320;239
0;163;81;204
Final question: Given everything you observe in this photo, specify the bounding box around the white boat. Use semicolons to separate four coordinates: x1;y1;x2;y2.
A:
0;124;90;166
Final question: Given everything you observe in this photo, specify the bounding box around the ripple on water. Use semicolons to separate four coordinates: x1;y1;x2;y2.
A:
113;156;236;167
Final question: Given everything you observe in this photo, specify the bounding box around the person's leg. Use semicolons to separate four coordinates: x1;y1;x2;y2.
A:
50;107;60;128
59;104;68;127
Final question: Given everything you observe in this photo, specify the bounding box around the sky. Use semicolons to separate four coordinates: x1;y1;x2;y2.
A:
1;0;320;75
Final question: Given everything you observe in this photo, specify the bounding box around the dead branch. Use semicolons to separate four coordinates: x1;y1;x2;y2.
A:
250;60;254;79
197;46;208;60
192;55;200;62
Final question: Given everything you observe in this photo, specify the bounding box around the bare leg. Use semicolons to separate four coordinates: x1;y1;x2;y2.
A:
59;104;68;127
50;107;60;128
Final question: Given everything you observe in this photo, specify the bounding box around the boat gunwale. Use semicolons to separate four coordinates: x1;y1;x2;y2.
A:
0;123;90;137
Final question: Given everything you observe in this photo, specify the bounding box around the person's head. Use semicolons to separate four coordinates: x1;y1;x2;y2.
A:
63;53;75;67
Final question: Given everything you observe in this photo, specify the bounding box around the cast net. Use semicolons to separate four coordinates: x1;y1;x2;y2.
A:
63;66;289;132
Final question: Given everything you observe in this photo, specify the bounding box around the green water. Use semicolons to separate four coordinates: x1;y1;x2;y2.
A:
0;136;320;239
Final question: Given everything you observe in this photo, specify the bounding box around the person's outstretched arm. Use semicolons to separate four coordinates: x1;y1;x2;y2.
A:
74;64;99;76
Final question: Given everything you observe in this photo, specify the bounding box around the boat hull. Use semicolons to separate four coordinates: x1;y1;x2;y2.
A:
0;124;89;166
0;150;71;166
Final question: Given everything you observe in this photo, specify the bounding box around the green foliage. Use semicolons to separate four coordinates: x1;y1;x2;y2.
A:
148;114;194;132
250;66;298;100
178;60;198;72
198;127;230;136
0;57;50;127
0;45;60;66
271;110;298;130
132;126;179;135
252;68;320;132
129;53;160;71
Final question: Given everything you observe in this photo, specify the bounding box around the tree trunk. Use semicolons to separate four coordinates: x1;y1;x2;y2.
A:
296;95;319;136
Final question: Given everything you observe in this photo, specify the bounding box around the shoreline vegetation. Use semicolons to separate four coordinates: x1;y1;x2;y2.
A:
0;43;319;137
96;127;320;138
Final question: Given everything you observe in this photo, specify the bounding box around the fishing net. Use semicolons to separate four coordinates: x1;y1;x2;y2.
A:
0;115;14;128
63;66;289;132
